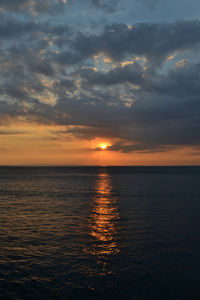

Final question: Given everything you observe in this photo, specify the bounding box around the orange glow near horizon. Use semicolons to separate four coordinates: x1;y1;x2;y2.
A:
0;122;200;166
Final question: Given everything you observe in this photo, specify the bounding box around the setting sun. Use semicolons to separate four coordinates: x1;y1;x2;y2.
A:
100;144;107;150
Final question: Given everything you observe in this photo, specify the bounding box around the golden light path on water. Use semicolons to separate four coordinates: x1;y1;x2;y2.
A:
83;169;120;289
84;169;120;282
90;171;120;256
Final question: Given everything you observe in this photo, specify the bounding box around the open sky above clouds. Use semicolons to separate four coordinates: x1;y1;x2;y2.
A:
1;0;200;165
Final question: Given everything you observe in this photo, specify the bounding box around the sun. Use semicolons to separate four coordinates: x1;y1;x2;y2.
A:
100;144;107;150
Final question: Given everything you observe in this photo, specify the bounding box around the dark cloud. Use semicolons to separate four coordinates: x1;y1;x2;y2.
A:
72;20;200;64
139;0;159;9
61;125;123;140
100;142;168;153
0;20;39;39
77;63;143;86
1;1;200;154
0;17;71;40
0;130;27;135
87;0;120;12
0;0;67;14
0;0;161;14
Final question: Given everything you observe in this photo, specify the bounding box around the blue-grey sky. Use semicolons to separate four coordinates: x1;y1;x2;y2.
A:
1;0;200;164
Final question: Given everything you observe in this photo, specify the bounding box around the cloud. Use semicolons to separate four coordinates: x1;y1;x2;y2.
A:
71;20;200;65
87;0;120;12
1;1;200;155
107;142;168;153
0;19;39;39
0;0;67;14
139;0;160;9
0;130;27;135
0;0;162;15
77;63;144;86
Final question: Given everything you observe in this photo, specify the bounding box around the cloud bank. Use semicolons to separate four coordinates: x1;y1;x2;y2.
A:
1;0;200;154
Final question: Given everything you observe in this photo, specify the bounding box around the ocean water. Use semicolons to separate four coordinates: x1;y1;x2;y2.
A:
1;166;200;300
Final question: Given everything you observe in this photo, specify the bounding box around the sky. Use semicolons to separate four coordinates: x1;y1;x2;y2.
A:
1;0;200;165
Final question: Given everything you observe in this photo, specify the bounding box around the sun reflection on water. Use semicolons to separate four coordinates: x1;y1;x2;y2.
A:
88;170;120;257
83;169;120;287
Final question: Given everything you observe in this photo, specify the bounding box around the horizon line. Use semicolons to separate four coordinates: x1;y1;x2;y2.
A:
0;165;200;167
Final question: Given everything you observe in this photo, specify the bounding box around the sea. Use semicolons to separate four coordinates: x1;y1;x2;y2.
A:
1;166;200;300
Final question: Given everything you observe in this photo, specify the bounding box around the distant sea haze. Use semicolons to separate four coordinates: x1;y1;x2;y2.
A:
1;166;200;299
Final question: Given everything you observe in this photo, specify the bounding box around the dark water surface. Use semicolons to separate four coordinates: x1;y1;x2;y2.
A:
1;166;200;300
